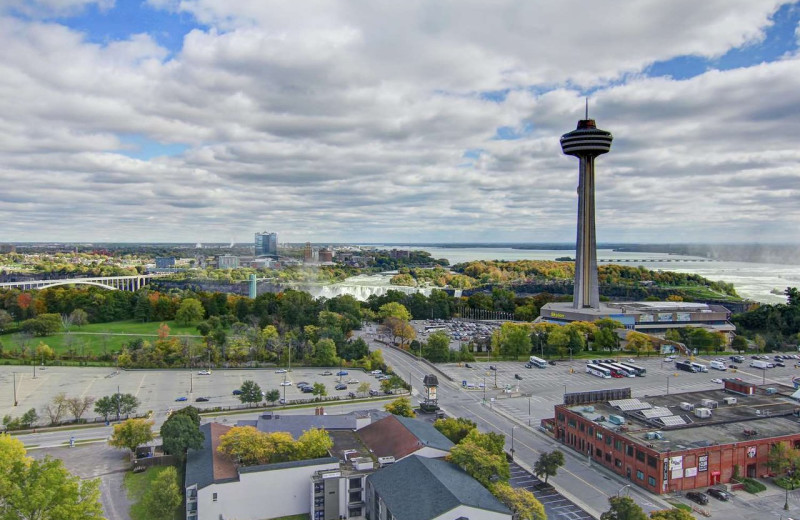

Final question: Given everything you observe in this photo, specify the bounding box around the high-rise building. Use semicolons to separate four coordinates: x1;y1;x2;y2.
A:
560;113;613;309
303;242;313;263
254;231;278;257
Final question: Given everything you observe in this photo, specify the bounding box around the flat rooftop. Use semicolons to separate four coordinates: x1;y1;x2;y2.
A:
564;383;800;453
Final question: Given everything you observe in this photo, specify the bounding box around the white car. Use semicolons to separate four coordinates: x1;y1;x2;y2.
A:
198;370;211;375
711;378;723;384
626;359;636;363
275;369;287;374
347;379;359;384
280;381;293;386
370;370;383;375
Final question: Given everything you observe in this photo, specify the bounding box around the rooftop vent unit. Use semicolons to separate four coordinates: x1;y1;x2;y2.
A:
378;456;395;467
694;407;712;418
583;406;595;413
679;402;694;411
608;415;625;425
723;397;738;405
766;388;777;395
700;399;718;409
644;431;664;440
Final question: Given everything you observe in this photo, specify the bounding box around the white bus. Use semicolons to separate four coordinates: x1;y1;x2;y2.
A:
586;363;611;378
690;362;708;373
528;356;548;368
618;362;647;377
607;363;636;378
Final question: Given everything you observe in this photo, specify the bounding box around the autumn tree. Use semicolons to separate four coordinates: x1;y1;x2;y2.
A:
217;427;297;465
66;396;96;422
42;392;69;425
491;482;546;520
448;438;510;488
385;396;416;417
492;323;532;360
649;509;695;520
69;308;89;327
378;302;412;322
108;418;155;455
176;298;205;325
143;467;182;519
624;331;654;357
297;428;334;459
35;341;55;361
357;382;371;396
0;435;104;520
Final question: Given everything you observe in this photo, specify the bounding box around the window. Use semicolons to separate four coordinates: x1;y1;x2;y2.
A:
596;431;603;440
212;492;218;502
557;413;565;422
606;435;612;445
647;455;657;468
636;470;644;480
349;491;362;502
615;439;622;450
588;426;594;436
615;458;622;468
648;476;657;486
635;449;645;462
568;418;576;428
605;452;611;463
596;447;602;457
349;507;362;518
579;423;585;432
626;445;634;457
349;477;362;489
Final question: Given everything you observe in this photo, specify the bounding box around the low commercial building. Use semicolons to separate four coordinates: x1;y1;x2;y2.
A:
551;383;800;495
539;301;735;341
216;255;240;269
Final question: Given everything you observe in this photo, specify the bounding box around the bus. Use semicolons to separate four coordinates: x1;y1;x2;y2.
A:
618;362;647;377
676;360;697;373
586;363;611;378
594;363;626;378
528;356;548;369
606;363;637;378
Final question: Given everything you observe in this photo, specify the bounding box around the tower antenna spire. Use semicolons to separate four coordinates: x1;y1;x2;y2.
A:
585;97;589;120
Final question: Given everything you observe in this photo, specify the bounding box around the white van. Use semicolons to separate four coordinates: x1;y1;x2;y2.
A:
710;360;727;371
691;362;708;373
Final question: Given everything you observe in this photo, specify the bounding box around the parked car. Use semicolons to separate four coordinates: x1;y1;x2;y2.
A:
711;378;723;384
514;374;523;380
280;381;293;386
348;392;356;399
686;492;709;505
335;383;347;390
320;371;333;376
369;390;380;397
175;396;187;402
524;363;533;369
232;389;242;395
370;370;383;375
464;363;472;368
296;381;309;387
706;488;731;501
776;362;786;367
548;360;557;366
347;379;359;384
337;370;349;376
198;370;211;375
489;365;497;371
301;386;314;393
195;397;209;402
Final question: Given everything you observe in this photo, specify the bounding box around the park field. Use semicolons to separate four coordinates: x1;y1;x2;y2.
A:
1;319;203;356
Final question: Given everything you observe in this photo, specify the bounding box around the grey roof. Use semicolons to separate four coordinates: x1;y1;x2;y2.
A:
239;456;338;474
185;423;214;490
394;416;454;452
367;455;511;520
243;409;389;439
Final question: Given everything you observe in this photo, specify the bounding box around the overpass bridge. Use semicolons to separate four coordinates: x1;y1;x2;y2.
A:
0;274;163;291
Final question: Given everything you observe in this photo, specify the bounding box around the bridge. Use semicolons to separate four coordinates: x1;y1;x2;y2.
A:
0;274;163;291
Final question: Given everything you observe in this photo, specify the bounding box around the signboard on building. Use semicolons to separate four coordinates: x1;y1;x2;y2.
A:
671;469;683;479
684;467;698;478
639;314;654;323
698;455;708;472
658;313;673;322
747;446;757;458
669;456;683;471
676;313;691;322
663;458;669;483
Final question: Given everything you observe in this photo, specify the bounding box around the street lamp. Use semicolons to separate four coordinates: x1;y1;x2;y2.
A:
667;376;670;395
511;426;517;461
617;484;631;497
785;465;795;511
528;396;532;427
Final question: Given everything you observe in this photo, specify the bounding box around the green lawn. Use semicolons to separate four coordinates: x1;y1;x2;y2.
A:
2;320;203;356
124;466;183;520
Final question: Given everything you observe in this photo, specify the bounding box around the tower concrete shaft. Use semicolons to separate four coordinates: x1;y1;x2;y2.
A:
560;119;612;309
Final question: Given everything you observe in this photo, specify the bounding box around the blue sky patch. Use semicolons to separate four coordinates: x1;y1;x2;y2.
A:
117;134;189;160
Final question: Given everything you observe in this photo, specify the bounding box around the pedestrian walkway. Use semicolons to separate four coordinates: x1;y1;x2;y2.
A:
509;461;594;520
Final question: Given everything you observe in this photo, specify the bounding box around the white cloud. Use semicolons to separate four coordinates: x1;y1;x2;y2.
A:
0;2;797;243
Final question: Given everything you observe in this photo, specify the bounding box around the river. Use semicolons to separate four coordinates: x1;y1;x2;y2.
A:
333;246;800;304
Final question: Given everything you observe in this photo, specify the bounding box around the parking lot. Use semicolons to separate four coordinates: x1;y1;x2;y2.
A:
509;461;594;520
0;365;386;422
437;353;800;426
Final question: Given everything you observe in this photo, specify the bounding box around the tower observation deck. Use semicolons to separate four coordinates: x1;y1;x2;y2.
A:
560;118;613;309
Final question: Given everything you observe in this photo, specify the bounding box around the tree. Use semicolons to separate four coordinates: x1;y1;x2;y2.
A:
314;338;338;366
731;335;749;353
754;334;766;354
0;309;12;331
533;449;565;484
766;442;794;477
94;393;140;421
312;382;327;399
448;440;510;488
624;331;654;357
297;428;334;459
160;414;204;461
169;405;201;427
649;509;695;520
434;417;477;444
265;389;281;405
108;418;155;455
238;380;263;406
0;436;104;520
595;327;618;353
385;396;416;417
217;427;298;466
357;382;371;396
20;408;39;428
69;308;89;327
378;302;412;322
600;496;647;520
42;392;69;425
176;298;205;325
143;467;182;519
492;323;532;360
491;482;546;520
424;330;451;362
35;341;55;361
66;396;95;422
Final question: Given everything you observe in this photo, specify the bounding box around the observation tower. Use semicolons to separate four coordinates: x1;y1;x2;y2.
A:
560;107;613;309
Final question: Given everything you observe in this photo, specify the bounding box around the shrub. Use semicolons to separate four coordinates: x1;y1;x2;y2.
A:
742;478;766;494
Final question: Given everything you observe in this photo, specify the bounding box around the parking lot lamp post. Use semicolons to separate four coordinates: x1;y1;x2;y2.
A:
12;372;17;407
115;385;120;421
785;466;795;510
494;367;498;389
190;372;193;394
763;367;766;385
483;376;486;403
528;397;531;426
569;347;573;362
667;376;670;395
511;425;517;461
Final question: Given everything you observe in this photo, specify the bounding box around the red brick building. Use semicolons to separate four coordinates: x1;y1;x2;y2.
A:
552;382;800;494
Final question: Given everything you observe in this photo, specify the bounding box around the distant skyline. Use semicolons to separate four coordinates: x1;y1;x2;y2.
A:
1;1;799;244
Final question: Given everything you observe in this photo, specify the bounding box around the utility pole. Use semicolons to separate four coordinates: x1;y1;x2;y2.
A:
190;371;193;394
12;372;18;406
116;385;121;421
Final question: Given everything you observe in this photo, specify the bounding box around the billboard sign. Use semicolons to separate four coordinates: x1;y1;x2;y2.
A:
698;455;708;472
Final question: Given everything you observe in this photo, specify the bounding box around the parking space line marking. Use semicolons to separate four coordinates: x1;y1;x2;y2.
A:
134;373;147;398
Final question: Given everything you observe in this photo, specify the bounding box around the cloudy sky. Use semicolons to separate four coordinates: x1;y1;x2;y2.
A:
1;0;799;244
